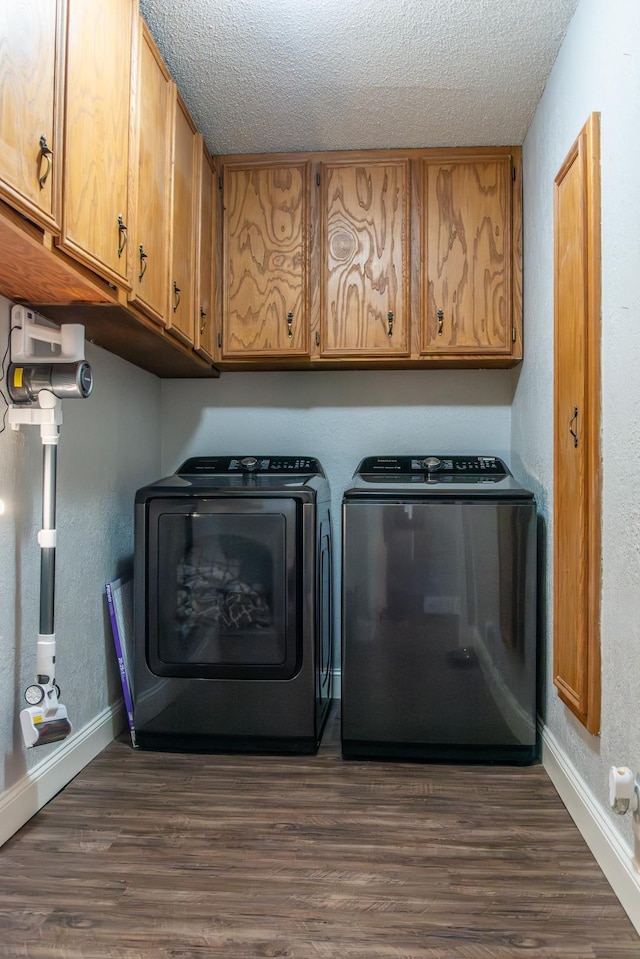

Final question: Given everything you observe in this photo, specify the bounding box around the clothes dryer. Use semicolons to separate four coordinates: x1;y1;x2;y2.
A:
134;456;333;753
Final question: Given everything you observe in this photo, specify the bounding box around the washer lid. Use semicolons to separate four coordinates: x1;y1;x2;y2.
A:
345;455;534;499
356;454;508;478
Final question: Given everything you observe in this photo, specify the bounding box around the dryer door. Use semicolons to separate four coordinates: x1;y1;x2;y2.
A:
146;496;301;679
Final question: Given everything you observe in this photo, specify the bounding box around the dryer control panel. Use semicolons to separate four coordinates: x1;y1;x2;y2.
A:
178;456;321;475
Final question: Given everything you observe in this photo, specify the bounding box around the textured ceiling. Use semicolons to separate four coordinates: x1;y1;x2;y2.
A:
139;0;579;156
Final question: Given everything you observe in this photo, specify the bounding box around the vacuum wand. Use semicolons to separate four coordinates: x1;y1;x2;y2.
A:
18;397;73;748
41;442;56;639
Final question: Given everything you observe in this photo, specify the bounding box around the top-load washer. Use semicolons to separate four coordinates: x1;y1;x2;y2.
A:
341;454;537;763
133;455;333;753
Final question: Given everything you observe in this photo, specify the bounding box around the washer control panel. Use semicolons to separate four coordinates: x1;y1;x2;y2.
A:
358;455;508;478
178;456;320;475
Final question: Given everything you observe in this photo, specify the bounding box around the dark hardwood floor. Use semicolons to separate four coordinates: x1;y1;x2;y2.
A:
1;705;639;958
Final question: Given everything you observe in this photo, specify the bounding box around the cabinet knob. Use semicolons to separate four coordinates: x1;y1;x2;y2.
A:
287;311;293;339
387;311;394;338
437;309;444;336
173;281;181;313
138;245;148;282
38;134;53;189
117;215;127;258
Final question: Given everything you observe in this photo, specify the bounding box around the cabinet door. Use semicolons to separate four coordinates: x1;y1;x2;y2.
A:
222;162;309;358
129;20;173;325
59;0;136;288
195;144;217;362
553;115;601;735
421;156;513;355
166;92;198;346
0;0;65;233
321;160;409;356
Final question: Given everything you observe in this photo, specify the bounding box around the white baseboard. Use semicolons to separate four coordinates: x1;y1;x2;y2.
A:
541;723;640;935
0;702;125;848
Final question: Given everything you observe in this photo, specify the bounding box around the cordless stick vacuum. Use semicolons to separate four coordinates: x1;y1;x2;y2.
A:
7;306;93;748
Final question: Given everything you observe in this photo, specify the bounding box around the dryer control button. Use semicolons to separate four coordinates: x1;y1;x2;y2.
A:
240;456;258;471
423;456;442;471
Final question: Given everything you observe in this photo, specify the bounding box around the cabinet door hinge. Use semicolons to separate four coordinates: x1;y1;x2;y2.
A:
512;327;517;342
217;332;222;348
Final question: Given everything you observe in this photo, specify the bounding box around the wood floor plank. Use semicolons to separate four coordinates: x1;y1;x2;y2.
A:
0;706;639;959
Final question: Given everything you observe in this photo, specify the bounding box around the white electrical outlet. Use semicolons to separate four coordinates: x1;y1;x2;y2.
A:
633;775;640;873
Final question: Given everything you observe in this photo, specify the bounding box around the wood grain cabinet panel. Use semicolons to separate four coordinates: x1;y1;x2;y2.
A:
0;0;65;233
166;92;198;346
129;19;174;325
195;144;217;363
320;160;409;356
421;155;514;356
222;161;309;358
59;0;136;289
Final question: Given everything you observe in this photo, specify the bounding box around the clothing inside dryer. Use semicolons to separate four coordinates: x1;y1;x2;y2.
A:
157;511;287;666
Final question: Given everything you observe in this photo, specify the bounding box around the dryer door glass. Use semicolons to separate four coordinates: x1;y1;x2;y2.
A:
147;497;300;679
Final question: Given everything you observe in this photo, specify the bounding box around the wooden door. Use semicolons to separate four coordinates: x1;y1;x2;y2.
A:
195;145;217;362
60;0;136;288
129;20;174;325
166;92;198;346
222;162;309;357
553;114;601;734
421;156;513;355
0;0;65;233
320;160;409;356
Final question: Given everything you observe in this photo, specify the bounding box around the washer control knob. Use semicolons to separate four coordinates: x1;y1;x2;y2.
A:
240;456;258;471
423;456;442;471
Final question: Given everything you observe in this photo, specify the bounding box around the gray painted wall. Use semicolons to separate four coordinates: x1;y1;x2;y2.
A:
0;295;161;793
512;0;640;855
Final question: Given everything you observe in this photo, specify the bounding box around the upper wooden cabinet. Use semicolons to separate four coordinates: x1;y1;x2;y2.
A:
221;160;309;358
166;92;199;347
0;3;217;379
320;159;409;357
129;19;174;325
217;147;521;370
0;0;66;233
420;153;520;358
58;0;137;289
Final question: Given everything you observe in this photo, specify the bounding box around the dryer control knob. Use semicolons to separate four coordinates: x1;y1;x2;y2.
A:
240;456;258;471
423;456;442;471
